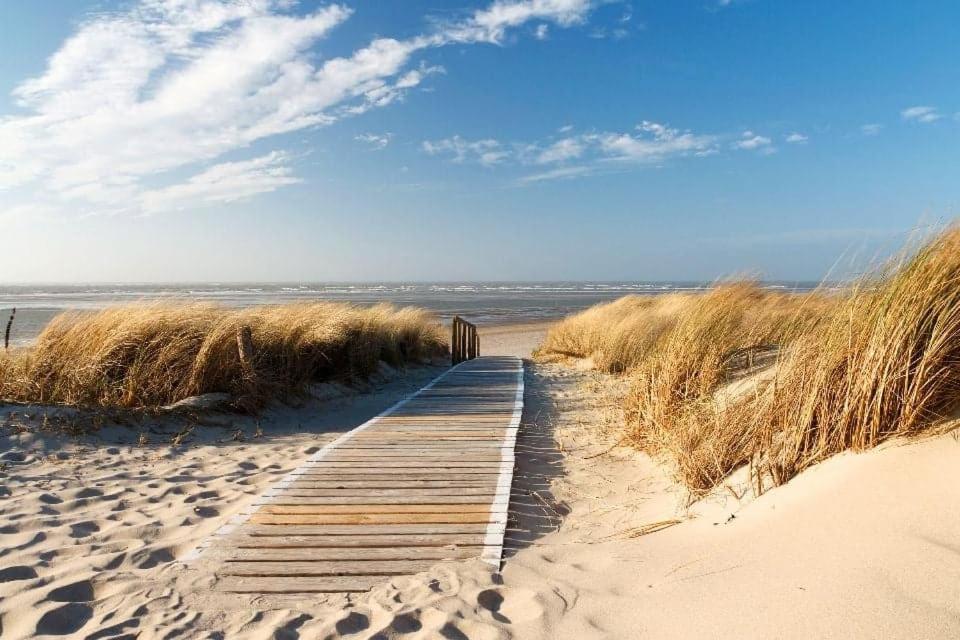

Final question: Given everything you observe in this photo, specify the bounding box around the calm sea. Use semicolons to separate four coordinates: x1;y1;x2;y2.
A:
0;282;817;347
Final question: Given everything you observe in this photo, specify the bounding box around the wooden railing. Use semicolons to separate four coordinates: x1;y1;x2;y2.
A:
451;316;479;365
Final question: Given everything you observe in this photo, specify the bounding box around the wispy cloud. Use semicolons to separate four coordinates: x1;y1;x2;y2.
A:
860;123;883;136
734;131;774;153
422;136;510;166
140;152;300;213
0;0;596;217
901;105;941;123
785;132;808;144
424;120;719;182
536;137;585;163
355;133;393;150
598;121;717;162
518;165;593;184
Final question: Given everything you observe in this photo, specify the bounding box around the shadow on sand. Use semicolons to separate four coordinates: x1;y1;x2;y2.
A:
502;361;569;559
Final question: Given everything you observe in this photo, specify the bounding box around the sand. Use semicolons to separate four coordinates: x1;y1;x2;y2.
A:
2;324;959;638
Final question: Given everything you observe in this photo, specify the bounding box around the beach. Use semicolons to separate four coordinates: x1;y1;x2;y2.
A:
2;317;958;638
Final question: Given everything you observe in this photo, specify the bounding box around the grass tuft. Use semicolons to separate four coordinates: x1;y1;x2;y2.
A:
0;302;446;410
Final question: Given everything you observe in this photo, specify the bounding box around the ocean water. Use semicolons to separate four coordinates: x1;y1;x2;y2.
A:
0;282;817;347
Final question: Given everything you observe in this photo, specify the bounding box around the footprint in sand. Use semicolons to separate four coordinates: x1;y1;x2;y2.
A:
184;490;219;503
387;613;422;634
39;493;63;505
36;603;93;636
477;587;544;625
131;547;174;569
0;565;38;582
192;505;219;518
47;579;95;602
69;521;100;538
75;488;104;500
335;611;370;635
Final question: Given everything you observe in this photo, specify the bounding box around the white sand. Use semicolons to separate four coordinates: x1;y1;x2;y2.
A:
2;328;959;638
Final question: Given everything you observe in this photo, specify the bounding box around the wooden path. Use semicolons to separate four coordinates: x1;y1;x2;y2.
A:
186;356;524;594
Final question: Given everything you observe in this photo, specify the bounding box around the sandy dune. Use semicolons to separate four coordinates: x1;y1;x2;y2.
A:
1;326;958;638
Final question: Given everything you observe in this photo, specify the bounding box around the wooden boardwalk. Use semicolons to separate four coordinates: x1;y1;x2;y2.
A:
188;356;524;594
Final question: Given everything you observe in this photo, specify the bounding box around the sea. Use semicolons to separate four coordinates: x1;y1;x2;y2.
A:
0;282;818;347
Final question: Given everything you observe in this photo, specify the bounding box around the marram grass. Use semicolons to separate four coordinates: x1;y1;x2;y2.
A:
0;302;446;410
540;228;960;494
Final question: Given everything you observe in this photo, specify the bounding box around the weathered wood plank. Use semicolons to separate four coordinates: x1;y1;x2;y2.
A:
248;512;495;525
219;576;388;593
237;523;496;536
225;534;488;547
224;547;481;561
221;560;441;576
261;495;496;504
257;504;491;515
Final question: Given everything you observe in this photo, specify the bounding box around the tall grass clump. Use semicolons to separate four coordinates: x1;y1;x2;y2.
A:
626;284;830;491
0;302;446;410
536;294;692;372
751;226;960;486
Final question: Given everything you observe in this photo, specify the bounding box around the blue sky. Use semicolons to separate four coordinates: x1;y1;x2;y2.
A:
0;0;957;282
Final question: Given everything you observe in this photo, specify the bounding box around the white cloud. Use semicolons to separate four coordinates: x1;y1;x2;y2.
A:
355;133;393;150
425;120;718;182
901;105;941;123
734;131;774;152
518;165;592;184
785;132;808;144
861;123;883;136
536;137;584;163
0;0;596;217
534;24;550;39
598;121;717;161
140;151;301;213
422;136;510;166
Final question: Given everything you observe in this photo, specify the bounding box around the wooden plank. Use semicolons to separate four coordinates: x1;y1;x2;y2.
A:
237;524;495;536
221;560;441;576
225;547;481;561
280;481;499;488
248;513;494;525
257;504;491;515
264;487;498;497
261;496;495;505
299;461;505;468
226;534;488;548
219;576;387;593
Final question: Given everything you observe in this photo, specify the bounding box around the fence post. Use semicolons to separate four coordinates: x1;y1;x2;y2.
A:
451;316;459;364
4;308;15;350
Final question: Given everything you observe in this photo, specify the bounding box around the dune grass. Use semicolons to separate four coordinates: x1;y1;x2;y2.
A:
0;302;447;410
540;229;960;493
749;227;960;487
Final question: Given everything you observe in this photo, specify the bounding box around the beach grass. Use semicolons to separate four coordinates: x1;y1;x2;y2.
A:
539;227;960;493
0;302;446;410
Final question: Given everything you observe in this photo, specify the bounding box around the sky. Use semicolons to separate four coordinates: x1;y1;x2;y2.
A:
0;0;957;283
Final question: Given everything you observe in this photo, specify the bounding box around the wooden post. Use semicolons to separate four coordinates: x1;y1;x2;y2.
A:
4;308;14;350
451;316;460;364
451;316;481;364
237;325;256;386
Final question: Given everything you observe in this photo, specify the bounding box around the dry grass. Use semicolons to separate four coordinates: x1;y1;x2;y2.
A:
750;227;960;487
536;294;691;373
0;302;446;410
544;228;960;495
625;284;831;491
